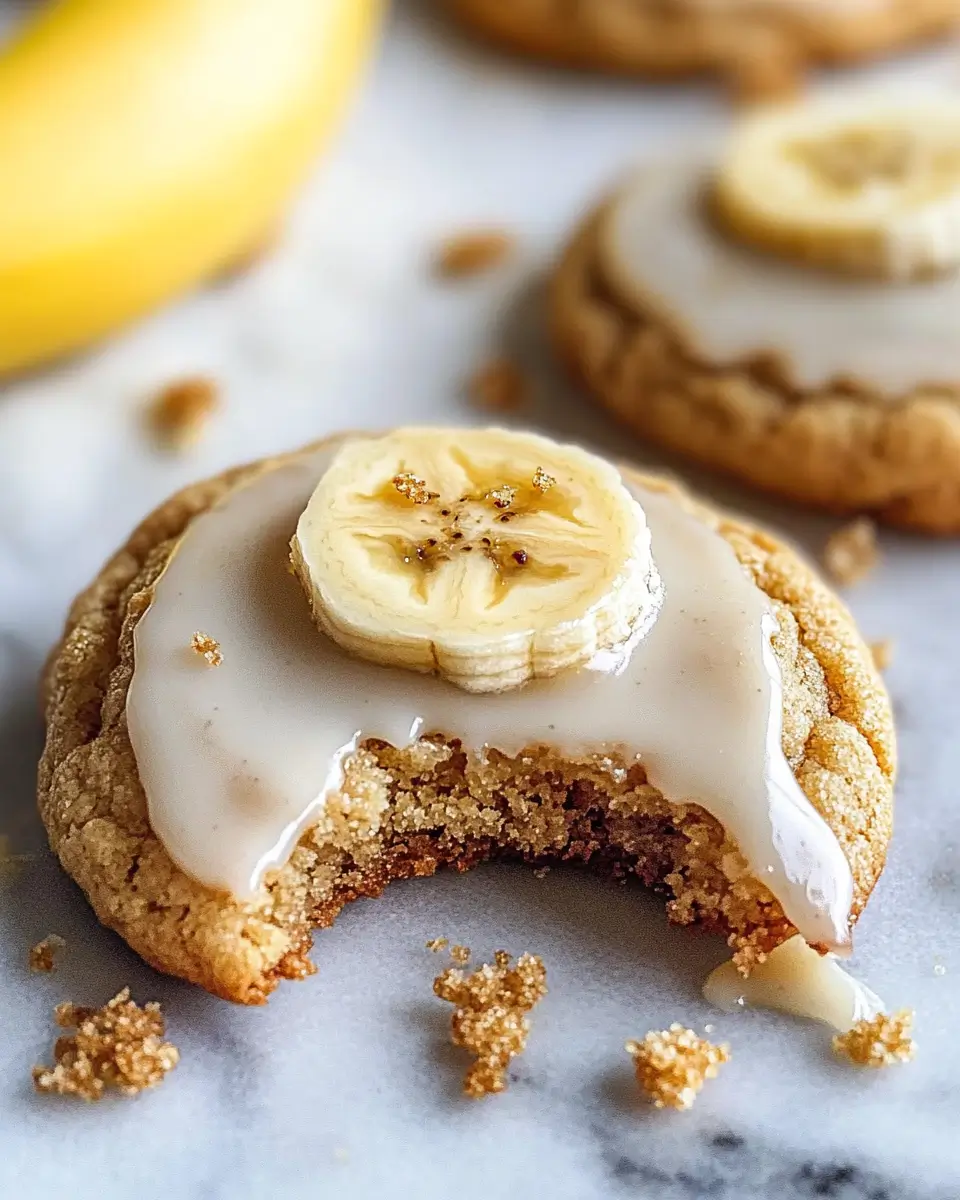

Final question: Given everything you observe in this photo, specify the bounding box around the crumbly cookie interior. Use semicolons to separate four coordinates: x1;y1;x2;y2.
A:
276;735;794;985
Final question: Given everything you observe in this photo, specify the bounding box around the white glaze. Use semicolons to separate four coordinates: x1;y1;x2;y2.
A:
704;935;884;1030
599;158;960;395
126;441;854;948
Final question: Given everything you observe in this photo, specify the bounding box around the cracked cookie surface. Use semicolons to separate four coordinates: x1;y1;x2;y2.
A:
38;439;894;1003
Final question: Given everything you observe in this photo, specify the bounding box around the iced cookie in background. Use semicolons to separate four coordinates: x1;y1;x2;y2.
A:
552;94;960;533
439;0;960;97
38;427;893;1034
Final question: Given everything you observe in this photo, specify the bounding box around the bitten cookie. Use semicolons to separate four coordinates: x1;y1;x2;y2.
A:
440;0;960;95
38;432;894;1004
552;95;960;533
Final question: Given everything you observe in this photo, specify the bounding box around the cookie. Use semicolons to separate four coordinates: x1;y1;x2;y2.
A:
441;0;960;94
552;145;960;533
38;435;893;1004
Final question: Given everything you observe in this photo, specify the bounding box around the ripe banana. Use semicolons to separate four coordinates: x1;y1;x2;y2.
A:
713;95;960;280
0;0;382;377
291;428;661;694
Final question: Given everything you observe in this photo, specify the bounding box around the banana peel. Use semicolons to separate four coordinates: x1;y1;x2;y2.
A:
0;0;383;377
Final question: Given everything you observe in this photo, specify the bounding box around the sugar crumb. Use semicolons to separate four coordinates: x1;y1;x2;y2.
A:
426;937;449;953
29;934;66;974
434;951;547;1098
833;1010;915;1068
934;958;947;978
434;229;514;279
823;518;879;587
869;639;895;671
450;944;471;966
32;988;179;1101
393;472;438;505
147;377;219;451
467;359;529;413
626;1024;730;1111
532;466;555;493
486;485;516;511
191;631;223;667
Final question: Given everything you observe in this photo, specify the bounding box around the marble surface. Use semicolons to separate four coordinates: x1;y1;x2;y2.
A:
2;4;960;1197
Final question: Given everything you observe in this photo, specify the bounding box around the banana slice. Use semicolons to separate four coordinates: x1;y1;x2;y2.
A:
291;428;660;693
713;95;960;280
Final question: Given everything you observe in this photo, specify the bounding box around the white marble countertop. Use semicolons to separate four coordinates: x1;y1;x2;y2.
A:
2;4;960;1197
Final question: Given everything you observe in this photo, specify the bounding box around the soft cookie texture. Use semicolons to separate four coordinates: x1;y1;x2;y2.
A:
440;0;960;93
552;207;960;534
39;441;894;1004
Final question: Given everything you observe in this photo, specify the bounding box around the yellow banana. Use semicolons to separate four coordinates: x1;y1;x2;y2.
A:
0;0;383;377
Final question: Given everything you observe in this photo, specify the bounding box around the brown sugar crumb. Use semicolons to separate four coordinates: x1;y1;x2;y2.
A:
191;631;222;667
32;988;179;1101
393;472;438;505
450;944;471;966
29;934;66;973
467;359;529;413
148;377;220;451
626;1024;730;1111
434;229;515;279
486;485;516;511
426;937;449;953
833;1010;915;1068
434;951;547;1098
532;466;556;493
870;639;895;671
823;518;879;587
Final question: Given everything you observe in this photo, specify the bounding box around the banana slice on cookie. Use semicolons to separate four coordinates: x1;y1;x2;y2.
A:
713;96;960;279
291;428;659;693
